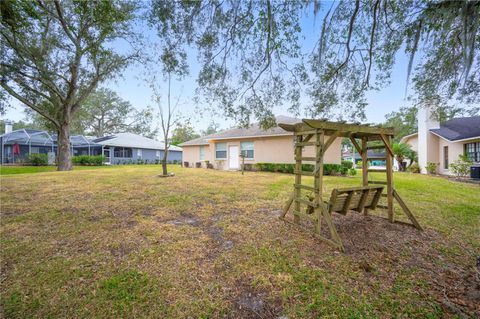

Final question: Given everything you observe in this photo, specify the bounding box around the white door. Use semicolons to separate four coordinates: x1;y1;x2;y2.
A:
228;145;239;170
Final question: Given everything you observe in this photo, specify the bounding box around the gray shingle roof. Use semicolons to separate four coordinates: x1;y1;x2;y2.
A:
94;133;182;151
179;115;300;146
430;116;480;141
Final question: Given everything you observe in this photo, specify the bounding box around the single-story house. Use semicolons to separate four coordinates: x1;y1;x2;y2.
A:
180;115;341;170
400;108;480;175
342;149;386;167
0;121;182;165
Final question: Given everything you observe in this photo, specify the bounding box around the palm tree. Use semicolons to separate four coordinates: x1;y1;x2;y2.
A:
392;143;412;172
406;149;417;168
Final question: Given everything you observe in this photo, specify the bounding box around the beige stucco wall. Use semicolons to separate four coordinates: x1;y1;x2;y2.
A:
438;137;479;175
404;135;418;153
409;132;440;173
404;133;479;175
182;134;342;170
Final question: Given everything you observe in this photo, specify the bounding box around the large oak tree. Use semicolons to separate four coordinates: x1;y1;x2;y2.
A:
0;0;137;170
150;0;479;126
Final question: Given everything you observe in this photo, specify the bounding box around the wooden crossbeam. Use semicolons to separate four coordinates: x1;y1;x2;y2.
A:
367;169;387;173
296;141;317;147
368;181;387;185
294;184;318;192
295;198;318;207
302;119;395;136
366;145;385;150
294;170;315;176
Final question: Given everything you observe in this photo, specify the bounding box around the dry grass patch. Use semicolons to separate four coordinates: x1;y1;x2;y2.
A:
1;165;479;318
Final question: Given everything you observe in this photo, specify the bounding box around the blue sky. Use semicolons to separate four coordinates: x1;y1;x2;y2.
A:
2;3;413;134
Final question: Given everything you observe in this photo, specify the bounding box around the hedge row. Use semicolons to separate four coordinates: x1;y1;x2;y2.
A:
26;153;48;166
255;162;351;175
72;155;105;166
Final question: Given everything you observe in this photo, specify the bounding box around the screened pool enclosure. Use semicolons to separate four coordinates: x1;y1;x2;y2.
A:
0;129;102;164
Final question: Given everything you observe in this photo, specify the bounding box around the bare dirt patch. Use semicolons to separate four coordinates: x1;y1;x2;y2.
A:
280;211;480;316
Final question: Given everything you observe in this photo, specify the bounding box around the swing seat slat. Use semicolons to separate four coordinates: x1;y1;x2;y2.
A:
326;186;384;215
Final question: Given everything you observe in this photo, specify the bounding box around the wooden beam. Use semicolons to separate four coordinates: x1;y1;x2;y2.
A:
361;137;369;215
341;191;354;215
294;133;302;224
393;189;423;230
303;119;395;136
281;192;294;219
380;134;394;157
349;136;362;154
294;198;318;207
294;184;318;192
384;135;394;222
321;207;345;252
315;130;325;234
323;131;340;152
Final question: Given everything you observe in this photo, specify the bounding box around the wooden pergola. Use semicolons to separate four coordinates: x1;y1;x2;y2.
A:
279;119;422;251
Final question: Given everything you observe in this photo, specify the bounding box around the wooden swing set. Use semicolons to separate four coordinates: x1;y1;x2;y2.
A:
279;119;422;252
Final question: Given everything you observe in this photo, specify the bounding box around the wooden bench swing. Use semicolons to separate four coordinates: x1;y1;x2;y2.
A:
278;119;422;252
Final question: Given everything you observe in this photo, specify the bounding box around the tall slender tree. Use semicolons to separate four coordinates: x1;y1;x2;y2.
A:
1;0;138;170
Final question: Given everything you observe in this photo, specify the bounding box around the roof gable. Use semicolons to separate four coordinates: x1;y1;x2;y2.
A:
180;115;300;146
93;133;182;151
429;116;480;141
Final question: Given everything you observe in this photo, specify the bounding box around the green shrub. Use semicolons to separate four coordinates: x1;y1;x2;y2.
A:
72;155;105;166
27;153;48;166
356;160;363;169
425;162;438;174
255;162;345;175
449;155;472;177
407;163;420;173
348;168;357;176
341;160;354;169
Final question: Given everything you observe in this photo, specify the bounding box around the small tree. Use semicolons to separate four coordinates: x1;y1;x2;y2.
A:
150;72;183;176
450;155;473;177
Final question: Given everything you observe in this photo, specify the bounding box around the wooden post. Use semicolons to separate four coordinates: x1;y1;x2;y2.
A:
294;133;303;224
361;137;369;215
315;130;324;233
384;135;394;222
240;152;245;175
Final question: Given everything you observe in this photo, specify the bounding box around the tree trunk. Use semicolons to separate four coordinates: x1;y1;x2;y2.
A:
162;148;168;176
57;123;72;171
161;144;168;176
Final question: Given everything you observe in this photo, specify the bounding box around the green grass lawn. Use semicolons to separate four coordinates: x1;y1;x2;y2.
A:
1;166;479;318
0;165;114;175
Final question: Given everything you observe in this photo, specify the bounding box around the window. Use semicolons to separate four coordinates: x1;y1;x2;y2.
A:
240;141;254;159
465;142;480;162
31;147;40;154
199;146;205;160
137;149;142;158
156;150;161;158
113;147;132;158
443;146;448;169
215;143;227;159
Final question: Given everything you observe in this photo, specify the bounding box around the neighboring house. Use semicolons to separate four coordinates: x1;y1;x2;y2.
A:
92;133;182;164
400;108;480;175
0;121;182;165
342;150;386;167
180;115;341;170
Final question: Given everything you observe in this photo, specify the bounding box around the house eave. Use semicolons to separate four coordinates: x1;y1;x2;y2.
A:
207;133;293;142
